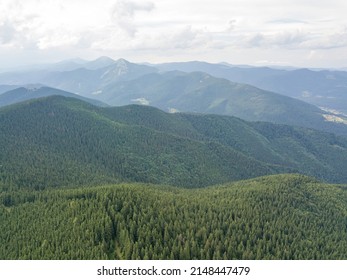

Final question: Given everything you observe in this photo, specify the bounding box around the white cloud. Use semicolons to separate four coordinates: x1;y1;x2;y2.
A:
110;0;155;37
243;29;310;49
1;0;347;68
0;21;16;44
300;28;347;50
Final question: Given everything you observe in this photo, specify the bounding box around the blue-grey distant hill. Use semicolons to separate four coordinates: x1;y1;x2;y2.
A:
156;61;347;115
96;70;347;136
0;85;18;94
0;86;106;107
0;57;346;136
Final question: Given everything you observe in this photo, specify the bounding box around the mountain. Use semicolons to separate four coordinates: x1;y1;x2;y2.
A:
0;58;158;95
83;56;116;70
0;56;115;73
1;96;347;191
156;61;347;115
104;104;347;183
39;58;158;96
0;85;18;95
0;69;49;85
40;58;87;72
0;85;106;107
1;96;347;260
1;58;346;135
98;71;347;136
1;174;347;259
0;96;275;189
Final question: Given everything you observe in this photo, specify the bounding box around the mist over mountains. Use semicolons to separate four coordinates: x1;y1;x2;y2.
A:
1;57;347;136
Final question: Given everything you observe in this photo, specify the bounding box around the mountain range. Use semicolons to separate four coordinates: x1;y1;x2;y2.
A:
1;60;347;260
1;96;346;191
0;85;106;107
1;57;347;136
93;70;347;136
156;61;347;115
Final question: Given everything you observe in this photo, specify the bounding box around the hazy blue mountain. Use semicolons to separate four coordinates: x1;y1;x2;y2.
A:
82;56;117;70
2;58;346;117
0;85;19;95
1;56;119;73
41;58;88;72
0;86;106;107
1;58;346;135
0;69;49;85
29;56;115;71
38;58;158;96
156;61;347;115
0;58;158;93
97;71;347;136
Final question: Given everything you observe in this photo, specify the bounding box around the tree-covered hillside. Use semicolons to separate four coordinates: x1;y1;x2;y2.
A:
1;174;346;259
1;96;347;190
156;61;347;116
0;96;274;190
97;71;347;136
1;96;346;260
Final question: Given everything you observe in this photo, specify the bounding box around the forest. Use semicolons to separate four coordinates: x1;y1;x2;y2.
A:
0;96;347;260
1;96;347;192
1;174;347;260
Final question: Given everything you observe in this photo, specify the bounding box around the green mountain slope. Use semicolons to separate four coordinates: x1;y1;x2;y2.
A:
156;61;347;115
99;71;347;136
102;104;347;183
1;174;346;259
0;96;347;190
0;96;275;190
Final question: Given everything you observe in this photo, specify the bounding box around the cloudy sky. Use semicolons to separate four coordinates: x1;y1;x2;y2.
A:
1;0;347;68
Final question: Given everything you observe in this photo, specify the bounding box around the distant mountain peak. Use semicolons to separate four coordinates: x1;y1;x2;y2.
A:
100;58;131;78
115;58;130;63
84;56;116;70
93;56;116;63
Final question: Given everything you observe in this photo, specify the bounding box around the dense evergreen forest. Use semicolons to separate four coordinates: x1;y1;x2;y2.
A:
1;174;346;260
0;96;346;260
1;96;347;192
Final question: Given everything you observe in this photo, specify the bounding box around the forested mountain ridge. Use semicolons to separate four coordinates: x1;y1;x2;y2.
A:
1;96;347;191
0;96;275;189
1;174;346;259
78;70;347;136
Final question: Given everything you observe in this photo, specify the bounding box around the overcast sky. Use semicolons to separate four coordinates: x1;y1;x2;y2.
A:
1;0;347;68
